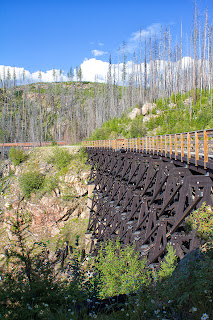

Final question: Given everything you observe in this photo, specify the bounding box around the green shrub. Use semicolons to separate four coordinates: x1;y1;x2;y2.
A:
51;140;57;146
128;116;147;138
42;175;59;194
19;170;45;197
9;147;28;166
94;240;150;298
186;202;213;247
48;147;73;169
157;244;177;279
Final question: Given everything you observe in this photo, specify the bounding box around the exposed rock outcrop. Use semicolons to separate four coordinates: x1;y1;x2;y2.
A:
0;147;91;247
128;108;142;120
141;103;157;115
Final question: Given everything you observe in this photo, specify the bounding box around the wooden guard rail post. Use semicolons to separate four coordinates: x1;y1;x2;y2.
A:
84;129;213;170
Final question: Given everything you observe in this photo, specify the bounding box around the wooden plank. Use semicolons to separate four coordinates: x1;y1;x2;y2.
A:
153;136;155;155
195;132;199;166
165;135;167;157
175;134;177;160
157;136;159;155
204;130;208;169
187;133;191;164
161;136;163;156
170;135;172;159
181;134;184;162
146;137;148;154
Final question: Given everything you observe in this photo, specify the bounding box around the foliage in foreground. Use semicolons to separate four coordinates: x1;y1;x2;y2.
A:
94;240;150;298
0;203;212;319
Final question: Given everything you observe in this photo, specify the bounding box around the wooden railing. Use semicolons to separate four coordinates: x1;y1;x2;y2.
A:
0;141;66;150
84;129;213;169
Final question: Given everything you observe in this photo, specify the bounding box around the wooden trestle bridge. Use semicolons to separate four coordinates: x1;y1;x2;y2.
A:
84;129;213;267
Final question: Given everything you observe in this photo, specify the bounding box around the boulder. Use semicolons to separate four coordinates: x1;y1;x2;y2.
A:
128;108;141;120
141;103;157;115
143;114;158;123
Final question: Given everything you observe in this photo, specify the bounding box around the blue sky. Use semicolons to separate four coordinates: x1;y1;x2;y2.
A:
1;0;213;77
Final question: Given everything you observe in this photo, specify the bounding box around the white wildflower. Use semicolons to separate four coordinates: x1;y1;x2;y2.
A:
192;307;197;312
201;313;209;320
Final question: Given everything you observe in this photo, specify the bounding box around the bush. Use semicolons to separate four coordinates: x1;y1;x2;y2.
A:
0;209;89;319
128;116;147;138
48;147;73;169
186;202;213;248
9;147;28;166
42;175;59;194
19;170;45;197
94;240;150;298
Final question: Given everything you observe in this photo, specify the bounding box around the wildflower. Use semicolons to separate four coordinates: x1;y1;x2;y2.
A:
133;310;135;313
28;306;32;310
209;299;212;302
44;304;48;307
126;313;129;316
154;310;159;314
168;300;171;303
93;314;97;318
201;313;209;320
87;299;92;303
68;309;71;312
151;299;155;303
121;308;124;311
192;307;197;312
65;296;68;300
204;290;208;294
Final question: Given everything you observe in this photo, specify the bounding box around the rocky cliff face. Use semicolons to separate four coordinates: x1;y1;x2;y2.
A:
0;147;91;252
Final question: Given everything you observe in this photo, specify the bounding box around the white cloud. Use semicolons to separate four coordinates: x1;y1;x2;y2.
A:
0;65;68;83
0;55;202;87
79;58;109;82
98;42;104;46
92;49;108;57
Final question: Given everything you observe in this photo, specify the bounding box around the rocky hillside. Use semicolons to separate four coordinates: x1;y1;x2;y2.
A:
0;146;91;257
